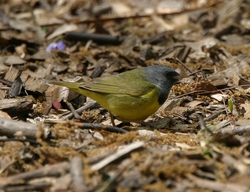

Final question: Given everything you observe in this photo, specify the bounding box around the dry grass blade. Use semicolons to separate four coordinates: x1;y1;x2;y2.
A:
217;0;243;25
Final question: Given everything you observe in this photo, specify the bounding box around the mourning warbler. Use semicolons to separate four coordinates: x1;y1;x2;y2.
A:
46;65;180;122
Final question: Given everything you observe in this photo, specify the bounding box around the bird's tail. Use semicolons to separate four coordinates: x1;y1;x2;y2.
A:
43;79;82;90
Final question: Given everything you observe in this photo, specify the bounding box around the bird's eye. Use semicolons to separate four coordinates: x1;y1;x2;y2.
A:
165;71;173;76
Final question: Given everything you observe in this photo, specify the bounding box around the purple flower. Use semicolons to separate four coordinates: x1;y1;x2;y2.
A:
46;41;66;52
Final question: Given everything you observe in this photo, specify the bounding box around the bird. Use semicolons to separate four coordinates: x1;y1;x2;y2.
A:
45;65;180;124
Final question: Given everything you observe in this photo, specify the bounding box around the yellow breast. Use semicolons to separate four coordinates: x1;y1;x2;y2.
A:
83;88;160;121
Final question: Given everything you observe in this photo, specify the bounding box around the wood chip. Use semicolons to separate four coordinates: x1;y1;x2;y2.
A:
4;56;26;65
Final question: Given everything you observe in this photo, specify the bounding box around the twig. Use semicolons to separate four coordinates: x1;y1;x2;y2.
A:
215;125;250;136
74;122;128;134
91;141;145;171
0;78;13;86
61;101;99;120
204;110;225;122
0;117;39;139
90;65;106;79
187;174;248;192
198;115;213;134
3;182;51;192
0;117;56;140
175;58;193;73
45;119;128;133
0;162;70;187
67;0;222;24
0;138;38;144
96;159;132;192
221;154;249;175
39;0;51;11
109;111;116;126
65;32;125;45
70;156;87;191
174;83;250;99
64;100;81;119
87;150;116;164
0;1;222;30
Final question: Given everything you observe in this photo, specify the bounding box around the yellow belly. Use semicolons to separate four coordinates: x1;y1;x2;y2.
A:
84;88;160;121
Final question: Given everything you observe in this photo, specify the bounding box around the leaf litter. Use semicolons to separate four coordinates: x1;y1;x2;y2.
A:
1;0;250;191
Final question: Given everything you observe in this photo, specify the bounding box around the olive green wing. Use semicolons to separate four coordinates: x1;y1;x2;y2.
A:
79;71;156;97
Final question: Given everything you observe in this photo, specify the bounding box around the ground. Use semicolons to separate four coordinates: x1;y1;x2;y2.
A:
0;0;250;191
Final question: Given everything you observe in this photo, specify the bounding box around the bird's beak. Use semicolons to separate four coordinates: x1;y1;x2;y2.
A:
174;74;189;80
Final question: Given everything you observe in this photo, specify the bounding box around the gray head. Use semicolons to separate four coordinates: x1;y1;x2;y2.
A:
144;65;180;105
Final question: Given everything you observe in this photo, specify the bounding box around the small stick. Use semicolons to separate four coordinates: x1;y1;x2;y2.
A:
0;138;38;145
0;162;70;186
204;110;225;122
175;58;193;73
91;141;144;171
215;124;250;136
198;115;213;134
65;32;125;45
109;111;116;126
74;122;128;134
70;156;87;191
0;117;39;139
61;101;99;120
64;100;81;119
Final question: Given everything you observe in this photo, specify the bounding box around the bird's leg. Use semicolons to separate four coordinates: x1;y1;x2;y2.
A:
109;111;116;126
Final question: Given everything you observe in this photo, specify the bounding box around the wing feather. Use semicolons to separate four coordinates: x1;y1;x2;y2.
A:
79;70;156;97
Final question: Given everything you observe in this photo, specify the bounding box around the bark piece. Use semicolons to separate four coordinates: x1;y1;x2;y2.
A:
0;96;33;115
